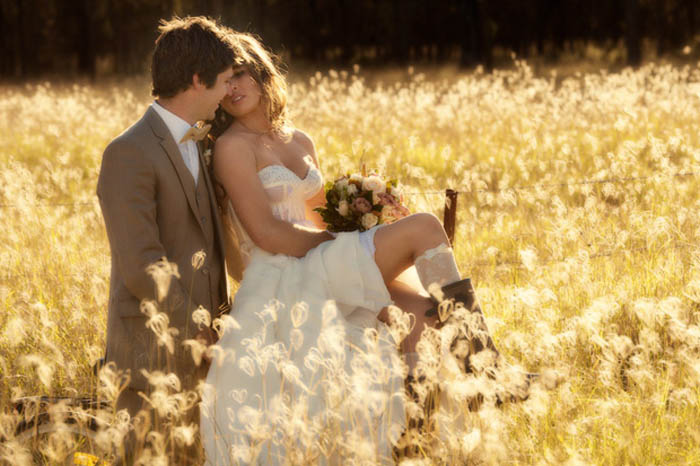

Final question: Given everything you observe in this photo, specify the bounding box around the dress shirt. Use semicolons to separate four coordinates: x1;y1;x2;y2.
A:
151;101;200;186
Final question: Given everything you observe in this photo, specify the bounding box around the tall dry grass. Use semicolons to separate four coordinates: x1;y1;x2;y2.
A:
1;61;700;464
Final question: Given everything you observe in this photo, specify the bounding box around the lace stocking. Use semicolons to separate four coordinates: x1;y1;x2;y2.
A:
414;243;461;293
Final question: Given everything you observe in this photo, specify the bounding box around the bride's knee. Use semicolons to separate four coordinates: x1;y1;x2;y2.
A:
403;212;440;233
406;212;448;246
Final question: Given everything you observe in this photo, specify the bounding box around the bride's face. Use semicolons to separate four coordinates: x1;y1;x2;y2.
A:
220;66;263;118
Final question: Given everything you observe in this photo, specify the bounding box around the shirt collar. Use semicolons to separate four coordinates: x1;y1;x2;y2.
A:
151;101;194;145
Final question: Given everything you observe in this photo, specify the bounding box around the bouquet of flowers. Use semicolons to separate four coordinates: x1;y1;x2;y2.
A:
315;169;411;232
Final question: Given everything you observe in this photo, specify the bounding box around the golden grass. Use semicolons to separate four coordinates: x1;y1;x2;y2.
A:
1;61;700;464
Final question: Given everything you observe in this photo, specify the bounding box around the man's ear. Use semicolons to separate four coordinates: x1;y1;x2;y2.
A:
192;73;205;90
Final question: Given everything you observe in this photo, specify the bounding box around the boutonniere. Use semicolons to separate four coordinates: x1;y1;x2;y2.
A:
203;149;212;168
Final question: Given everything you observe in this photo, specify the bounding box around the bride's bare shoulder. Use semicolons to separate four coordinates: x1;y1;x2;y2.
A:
215;129;255;157
213;131;258;178
290;129;319;166
291;129;315;151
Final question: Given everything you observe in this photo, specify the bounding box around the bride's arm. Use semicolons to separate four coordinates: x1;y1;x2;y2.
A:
214;132;333;258
297;131;328;230
305;189;327;230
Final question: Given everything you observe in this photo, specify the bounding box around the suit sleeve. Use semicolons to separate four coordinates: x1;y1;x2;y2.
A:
97;139;188;311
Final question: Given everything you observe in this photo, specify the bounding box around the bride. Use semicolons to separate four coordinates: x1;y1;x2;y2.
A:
200;32;515;465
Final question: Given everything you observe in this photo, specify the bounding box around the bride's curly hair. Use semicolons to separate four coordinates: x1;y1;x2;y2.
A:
208;31;291;140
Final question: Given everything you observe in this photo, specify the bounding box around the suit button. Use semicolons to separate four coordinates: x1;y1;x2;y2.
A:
201;216;206;224
202;267;210;275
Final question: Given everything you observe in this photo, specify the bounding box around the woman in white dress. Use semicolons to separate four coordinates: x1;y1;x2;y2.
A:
200;32;509;465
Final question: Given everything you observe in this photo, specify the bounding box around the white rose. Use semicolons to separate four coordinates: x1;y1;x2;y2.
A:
350;173;364;184
362;175;386;194
372;191;380;205
361;212;379;230
337;200;349;217
346;184;358;196
335;178;349;190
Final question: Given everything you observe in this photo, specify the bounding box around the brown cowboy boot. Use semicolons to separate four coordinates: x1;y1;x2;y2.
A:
426;278;537;405
425;278;499;374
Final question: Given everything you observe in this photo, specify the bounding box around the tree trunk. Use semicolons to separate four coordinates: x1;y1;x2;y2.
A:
17;0;41;76
109;0;127;74
161;0;174;17
391;0;410;64
687;0;697;37
625;0;641;66
0;0;10;76
199;0;223;18
472;0;492;70
656;0;667;56
16;0;25;76
77;0;97;79
210;0;224;18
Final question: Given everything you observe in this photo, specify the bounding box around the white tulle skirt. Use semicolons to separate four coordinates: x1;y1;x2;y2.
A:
201;231;407;465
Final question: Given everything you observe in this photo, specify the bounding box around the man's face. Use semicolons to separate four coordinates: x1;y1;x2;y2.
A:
197;68;234;121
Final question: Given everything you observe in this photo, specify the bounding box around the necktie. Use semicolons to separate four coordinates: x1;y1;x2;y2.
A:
179;123;211;143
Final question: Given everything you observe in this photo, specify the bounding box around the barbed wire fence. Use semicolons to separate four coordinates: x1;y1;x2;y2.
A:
1;169;698;271
402;170;700;250
0;201;96;208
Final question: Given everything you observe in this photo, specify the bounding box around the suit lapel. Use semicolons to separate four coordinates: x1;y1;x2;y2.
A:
145;107;205;233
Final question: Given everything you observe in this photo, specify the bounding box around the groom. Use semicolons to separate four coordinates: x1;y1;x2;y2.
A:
97;15;241;454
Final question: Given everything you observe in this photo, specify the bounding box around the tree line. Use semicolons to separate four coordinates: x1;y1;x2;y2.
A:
0;0;697;79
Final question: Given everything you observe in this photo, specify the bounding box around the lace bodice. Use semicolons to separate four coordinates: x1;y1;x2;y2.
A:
224;162;324;268
257;164;323;225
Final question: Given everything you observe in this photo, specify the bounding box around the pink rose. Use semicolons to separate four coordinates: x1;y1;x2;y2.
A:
351;197;372;214
394;205;410;218
377;192;398;207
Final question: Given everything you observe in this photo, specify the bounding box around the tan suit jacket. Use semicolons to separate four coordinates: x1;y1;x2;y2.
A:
97;106;240;392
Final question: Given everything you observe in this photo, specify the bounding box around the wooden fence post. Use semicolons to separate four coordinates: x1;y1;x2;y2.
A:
443;188;458;246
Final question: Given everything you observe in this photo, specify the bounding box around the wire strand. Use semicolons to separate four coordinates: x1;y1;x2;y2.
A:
403;170;699;196
1;170;697;207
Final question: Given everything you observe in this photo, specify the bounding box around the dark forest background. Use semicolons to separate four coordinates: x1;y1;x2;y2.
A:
1;0;698;79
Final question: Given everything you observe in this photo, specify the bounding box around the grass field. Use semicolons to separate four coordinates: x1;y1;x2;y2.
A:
1;61;700;464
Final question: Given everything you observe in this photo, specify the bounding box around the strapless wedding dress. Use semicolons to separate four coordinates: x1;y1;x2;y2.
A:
201;163;406;465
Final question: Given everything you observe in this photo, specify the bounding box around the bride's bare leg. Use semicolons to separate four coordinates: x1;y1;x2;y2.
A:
374;213;505;375
377;280;439;353
373;213;453;283
373;216;535;402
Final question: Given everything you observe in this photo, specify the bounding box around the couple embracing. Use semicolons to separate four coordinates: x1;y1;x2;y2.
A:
98;16;529;465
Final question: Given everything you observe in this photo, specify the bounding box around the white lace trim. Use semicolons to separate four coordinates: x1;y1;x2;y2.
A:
418;242;454;260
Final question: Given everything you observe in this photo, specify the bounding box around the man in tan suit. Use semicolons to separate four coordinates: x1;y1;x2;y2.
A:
97;16;241;462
